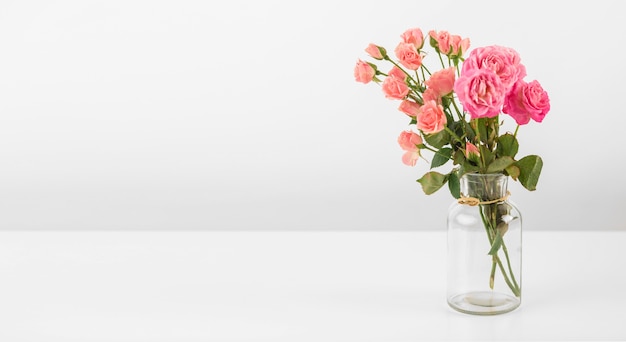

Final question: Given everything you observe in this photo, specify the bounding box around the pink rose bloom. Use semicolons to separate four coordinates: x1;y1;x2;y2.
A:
397;130;422;166
365;43;384;60
429;30;451;54
449;35;470;56
454;68;506;119
417;100;447;134
401;28;424;49
398;100;421;117
503;80;551;124
381;75;409;100
394;42;422;70
422;88;439;103
354;59;375;84
462;45;526;91
388;66;406;80
397;130;422;151
402;150;420;166
425;67;455;97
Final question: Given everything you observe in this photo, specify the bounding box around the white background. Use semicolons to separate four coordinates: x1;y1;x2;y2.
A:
1;0;624;231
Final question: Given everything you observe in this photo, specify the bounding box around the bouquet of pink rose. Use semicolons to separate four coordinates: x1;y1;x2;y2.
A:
354;28;550;301
354;28;549;196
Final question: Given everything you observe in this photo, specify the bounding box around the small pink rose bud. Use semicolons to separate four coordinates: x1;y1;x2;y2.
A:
397;130;422;166
465;142;481;162
429;30;451;54
449;35;470;57
398;100;421;117
388;66;406;80
354;59;376;84
401;28;424;49
397;130;422;152
381;74;409;100
365;43;386;60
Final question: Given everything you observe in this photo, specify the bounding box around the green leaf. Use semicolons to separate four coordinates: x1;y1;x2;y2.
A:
448;170;460;199
424;130;450;149
417;171;447;195
505;165;520;180
464;121;476;142
431;147;453;169
516;155;543;191
486;156;515;173
461;163;480;175
476;118;489;144
429;35;438;49
452;149;465;165
496;133;519;158
479;145;495;166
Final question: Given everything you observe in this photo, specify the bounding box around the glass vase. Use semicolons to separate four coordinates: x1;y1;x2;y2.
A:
447;173;522;315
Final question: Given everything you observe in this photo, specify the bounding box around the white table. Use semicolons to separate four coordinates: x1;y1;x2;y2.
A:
0;231;624;341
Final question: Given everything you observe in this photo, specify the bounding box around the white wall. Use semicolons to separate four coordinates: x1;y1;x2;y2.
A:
0;0;624;231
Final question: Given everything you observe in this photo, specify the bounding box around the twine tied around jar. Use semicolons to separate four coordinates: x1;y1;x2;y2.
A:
457;191;511;206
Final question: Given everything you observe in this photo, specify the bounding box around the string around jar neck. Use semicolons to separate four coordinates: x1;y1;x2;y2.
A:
457;191;511;206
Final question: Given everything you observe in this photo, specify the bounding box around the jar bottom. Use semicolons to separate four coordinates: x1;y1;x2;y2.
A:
447;291;520;315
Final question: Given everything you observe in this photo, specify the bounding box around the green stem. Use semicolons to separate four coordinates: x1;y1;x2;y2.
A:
437;51;446;69
502;243;521;293
384;57;419;85
496;257;521;297
478;203;521;297
451;99;464;121
444;126;463;144
489;257;496;289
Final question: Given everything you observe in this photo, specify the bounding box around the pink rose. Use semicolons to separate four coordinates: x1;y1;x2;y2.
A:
503;80;550;125
381;75;409;100
429;30;451;54
388;66;406;80
394;42;422;70
417;100;447;134
454;68;506;119
397;130;422;166
398;100;421;117
425;67;455;97
354;59;376;84
449;35;470;56
462;45;526;91
402;150;420;166
397;130;422;151
422;88;439;103
465;142;480;161
365;43;385;60
401;28;424;49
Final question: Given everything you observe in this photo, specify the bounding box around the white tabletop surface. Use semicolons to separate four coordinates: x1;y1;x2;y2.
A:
0;230;624;341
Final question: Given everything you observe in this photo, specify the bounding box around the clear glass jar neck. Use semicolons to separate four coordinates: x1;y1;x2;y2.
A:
460;173;508;201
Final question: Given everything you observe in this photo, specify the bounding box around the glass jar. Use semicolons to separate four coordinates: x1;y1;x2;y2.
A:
447;173;522;315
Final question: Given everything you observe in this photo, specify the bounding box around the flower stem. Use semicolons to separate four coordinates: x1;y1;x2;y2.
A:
502;243;521;293
384;57;419;85
478;203;521;297
444;126;463;144
451;99;465;121
437;51;446;69
496;256;521;297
